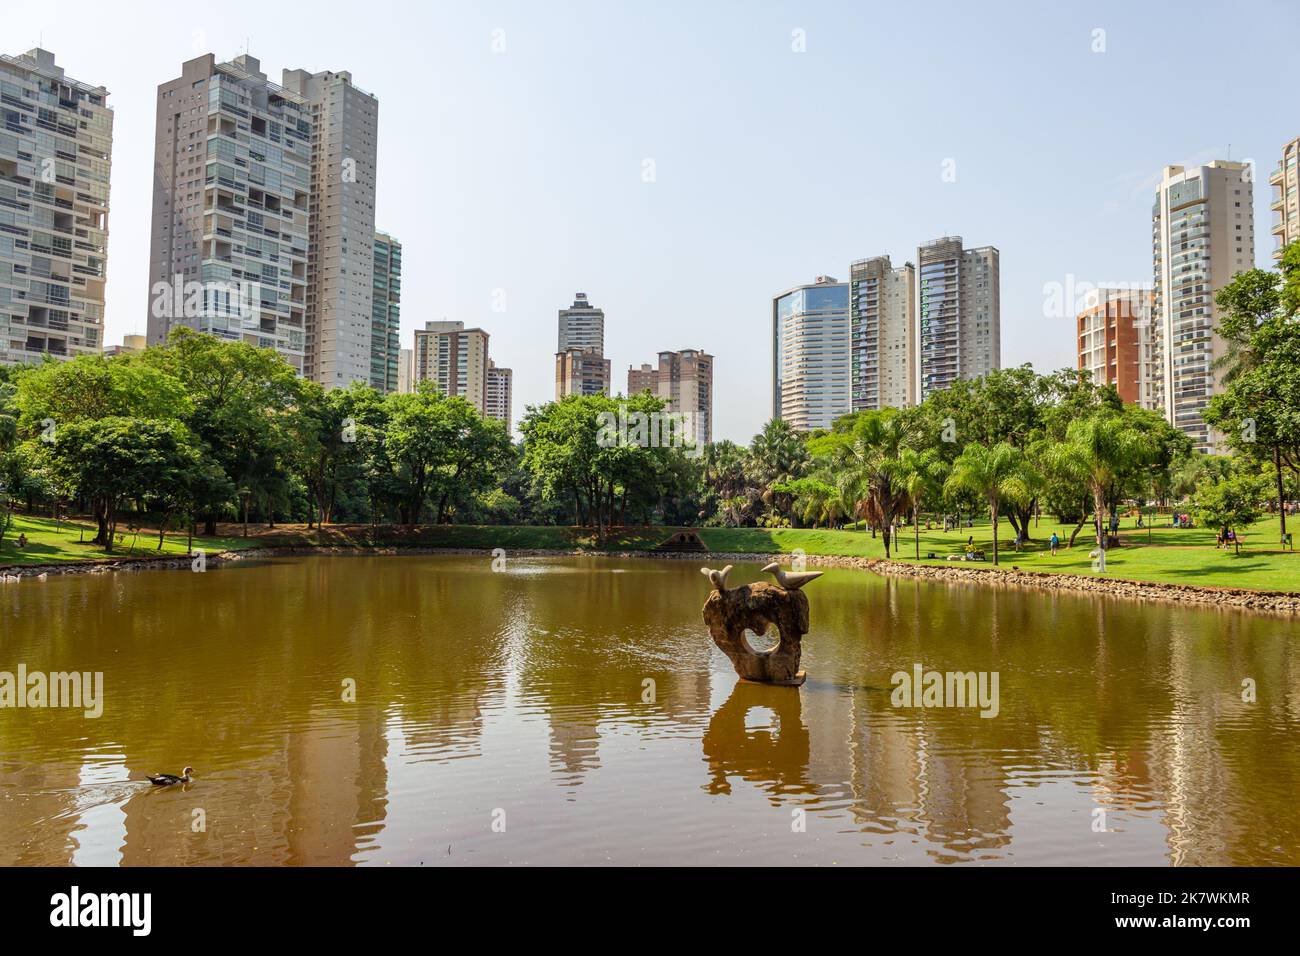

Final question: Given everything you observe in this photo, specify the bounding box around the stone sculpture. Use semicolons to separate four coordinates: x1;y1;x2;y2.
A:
700;562;822;686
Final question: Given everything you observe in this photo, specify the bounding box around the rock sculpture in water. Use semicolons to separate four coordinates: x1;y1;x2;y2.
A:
700;563;820;686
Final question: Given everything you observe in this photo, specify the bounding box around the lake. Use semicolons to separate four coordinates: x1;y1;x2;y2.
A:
1;554;1296;865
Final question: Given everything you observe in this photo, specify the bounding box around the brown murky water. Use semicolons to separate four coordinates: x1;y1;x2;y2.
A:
1;555;1297;866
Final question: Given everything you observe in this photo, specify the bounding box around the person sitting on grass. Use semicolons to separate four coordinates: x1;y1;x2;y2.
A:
15;533;27;549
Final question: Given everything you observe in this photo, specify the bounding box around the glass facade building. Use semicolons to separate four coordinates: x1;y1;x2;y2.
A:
371;231;401;392
772;277;850;431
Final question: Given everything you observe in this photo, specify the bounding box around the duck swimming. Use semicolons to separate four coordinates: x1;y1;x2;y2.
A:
147;767;193;786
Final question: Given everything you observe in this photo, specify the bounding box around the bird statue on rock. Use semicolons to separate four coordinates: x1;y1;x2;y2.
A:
762;562;823;590
700;565;733;592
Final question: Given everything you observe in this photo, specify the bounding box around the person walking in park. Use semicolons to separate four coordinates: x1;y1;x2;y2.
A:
1050;531;1060;556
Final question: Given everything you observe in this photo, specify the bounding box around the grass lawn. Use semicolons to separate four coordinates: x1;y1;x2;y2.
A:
4;512;1297;593
0;513;258;568
703;515;1300;592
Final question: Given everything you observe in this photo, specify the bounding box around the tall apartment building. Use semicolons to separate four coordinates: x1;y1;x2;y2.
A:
555;292;610;399
145;54;311;370
0;49;112;365
1270;136;1299;260
370;231;401;392
485;359;513;431
556;346;611;398
916;237;1000;401
281;67;378;389
628;362;656;395
772;276;850;431
627;349;714;444
397;347;413;394
1076;288;1157;407
850;256;916;411
413;320;490;413
1152;161;1254;453
557;292;604;352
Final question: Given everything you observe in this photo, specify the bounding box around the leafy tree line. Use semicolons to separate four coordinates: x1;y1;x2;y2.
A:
0;329;512;550
3;244;1298;556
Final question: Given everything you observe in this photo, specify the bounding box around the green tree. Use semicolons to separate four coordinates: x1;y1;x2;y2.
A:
944;441;1030;565
810;410;910;557
40;417;199;549
13;353;189;430
1204;243;1300;542
287;380;384;526
142;328;300;533
899;448;946;559
777;476;848;529
701;439;754;526
746;418;809;521
383;383;511;527
1193;470;1269;555
1045;412;1153;557
520;392;677;543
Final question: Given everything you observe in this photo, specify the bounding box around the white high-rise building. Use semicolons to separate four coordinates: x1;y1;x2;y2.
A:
1;49;112;366
281;67;379;389
413;320;490;414
146;55;312;369
147;54;379;385
485;359;513;431
1152;161;1254;453
772;276;850;431
850;256;916;410
916;237;1000;401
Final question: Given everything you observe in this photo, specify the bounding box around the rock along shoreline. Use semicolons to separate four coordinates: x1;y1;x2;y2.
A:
2;544;1297;616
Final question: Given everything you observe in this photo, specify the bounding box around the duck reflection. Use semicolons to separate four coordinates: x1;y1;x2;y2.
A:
702;681;812;797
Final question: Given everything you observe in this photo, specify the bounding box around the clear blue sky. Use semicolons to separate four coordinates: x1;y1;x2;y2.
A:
11;0;1296;441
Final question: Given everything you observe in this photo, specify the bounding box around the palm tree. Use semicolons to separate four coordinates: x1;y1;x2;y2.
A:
944;442;1030;566
702;440;754;525
748;419;809;521
826;410;911;558
1045;413;1151;556
899;448;946;560
782;476;847;528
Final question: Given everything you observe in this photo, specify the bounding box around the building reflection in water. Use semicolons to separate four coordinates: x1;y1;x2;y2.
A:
2;554;1299;865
